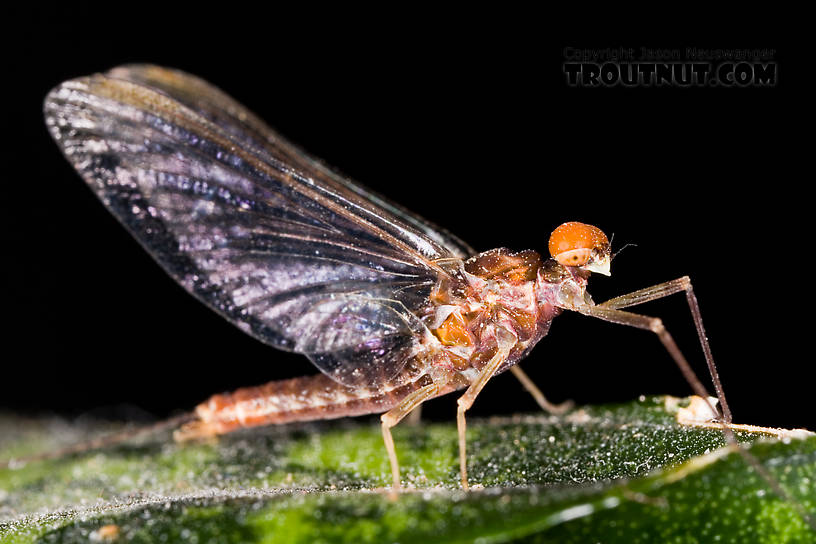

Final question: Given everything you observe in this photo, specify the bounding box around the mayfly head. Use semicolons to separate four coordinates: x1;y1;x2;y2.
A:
548;221;612;276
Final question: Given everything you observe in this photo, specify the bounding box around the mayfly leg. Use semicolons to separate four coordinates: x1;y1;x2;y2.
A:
380;382;441;494
595;276;731;423
577;304;718;414
457;339;513;490
577;286;816;530
509;365;574;415
405;365;573;425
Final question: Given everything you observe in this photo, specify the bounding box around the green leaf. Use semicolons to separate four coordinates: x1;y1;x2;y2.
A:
1;396;814;543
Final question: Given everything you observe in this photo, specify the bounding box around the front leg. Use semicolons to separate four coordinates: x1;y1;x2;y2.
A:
576;304;722;424
577;302;816;530
597;276;730;423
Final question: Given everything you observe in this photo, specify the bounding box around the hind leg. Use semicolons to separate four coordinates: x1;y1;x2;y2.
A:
380;383;441;494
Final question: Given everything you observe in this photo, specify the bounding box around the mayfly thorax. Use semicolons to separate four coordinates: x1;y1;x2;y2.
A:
33;64;813;527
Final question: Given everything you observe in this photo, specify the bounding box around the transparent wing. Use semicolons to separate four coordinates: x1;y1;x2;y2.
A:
44;67;464;386
291;295;428;387
106;64;476;260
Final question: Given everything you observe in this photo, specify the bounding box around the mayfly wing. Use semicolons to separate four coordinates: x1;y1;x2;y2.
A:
291;295;431;387
105;64;476;260
44;66;471;387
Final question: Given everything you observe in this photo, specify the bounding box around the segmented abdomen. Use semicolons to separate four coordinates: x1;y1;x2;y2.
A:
190;372;435;436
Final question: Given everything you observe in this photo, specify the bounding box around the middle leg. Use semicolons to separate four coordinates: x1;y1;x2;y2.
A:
509;365;574;415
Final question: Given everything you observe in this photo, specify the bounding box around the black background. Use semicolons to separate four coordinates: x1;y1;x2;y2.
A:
3;8;809;431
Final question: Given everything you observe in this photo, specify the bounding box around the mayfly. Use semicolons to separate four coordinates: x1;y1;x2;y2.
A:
33;65;811;523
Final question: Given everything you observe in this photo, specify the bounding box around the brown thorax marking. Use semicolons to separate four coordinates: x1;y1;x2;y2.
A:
428;249;544;374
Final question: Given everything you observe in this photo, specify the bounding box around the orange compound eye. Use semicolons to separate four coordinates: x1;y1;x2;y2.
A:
548;222;609;267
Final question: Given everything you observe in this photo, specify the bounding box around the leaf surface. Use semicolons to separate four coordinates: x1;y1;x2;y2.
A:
1;396;814;543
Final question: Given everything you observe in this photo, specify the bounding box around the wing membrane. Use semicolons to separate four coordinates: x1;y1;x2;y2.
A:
106;64;475;260
292;295;428;387
44;66;467;386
